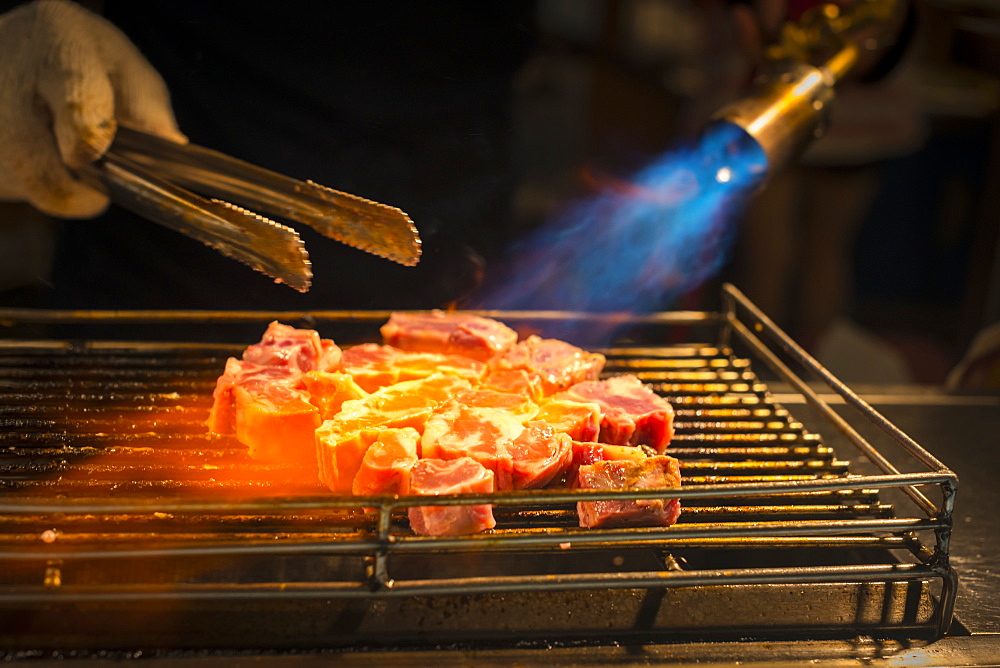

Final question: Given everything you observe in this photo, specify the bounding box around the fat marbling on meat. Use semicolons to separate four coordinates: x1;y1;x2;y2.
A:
408;457;497;536
508;421;573;490
421;403;525;491
242;321;342;373
534;397;602;442
556;374;674;452
206;322;342;469
380;310;518;362
576;455;682;528
489;335;606;396
315;373;472;492
352;427;421;496
340;343;485;393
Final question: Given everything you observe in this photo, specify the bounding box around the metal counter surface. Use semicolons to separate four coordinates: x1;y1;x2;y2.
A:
797;385;1000;637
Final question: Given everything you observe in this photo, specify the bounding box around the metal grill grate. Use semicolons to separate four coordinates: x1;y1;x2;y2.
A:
0;285;958;650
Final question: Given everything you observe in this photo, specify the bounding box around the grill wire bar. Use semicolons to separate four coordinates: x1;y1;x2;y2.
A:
0;284;959;648
719;285;959;632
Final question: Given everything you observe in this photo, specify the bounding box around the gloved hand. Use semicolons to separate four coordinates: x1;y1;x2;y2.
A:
0;0;185;218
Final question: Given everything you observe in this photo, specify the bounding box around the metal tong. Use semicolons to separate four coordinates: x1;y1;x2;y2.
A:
79;126;422;292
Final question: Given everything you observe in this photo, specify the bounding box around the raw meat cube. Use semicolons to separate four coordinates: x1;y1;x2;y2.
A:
352;427;421;496
576;456;682;528
340;343;484;393
557;375;674;452
407;457;496;536
508;422;573;489
565;441;648;488
451;389;539;422
490;335;605;396
207;358;302;434
481;368;545;401
421;404;524;490
232;382;321;470
242;321;341;373
206;321;339;440
315;424;378;493
302;370;369;420
380;310;518;362
336;344;400;391
534;397;602;442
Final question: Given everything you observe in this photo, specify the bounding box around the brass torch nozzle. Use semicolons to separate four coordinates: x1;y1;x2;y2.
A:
709;0;902;181
710;42;858;179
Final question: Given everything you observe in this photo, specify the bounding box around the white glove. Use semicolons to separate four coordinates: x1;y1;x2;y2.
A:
0;0;186;218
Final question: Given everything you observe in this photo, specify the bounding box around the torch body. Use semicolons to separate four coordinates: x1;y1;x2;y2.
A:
711;42;859;181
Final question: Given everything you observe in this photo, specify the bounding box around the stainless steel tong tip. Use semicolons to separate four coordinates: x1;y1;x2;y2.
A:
104;127;422;285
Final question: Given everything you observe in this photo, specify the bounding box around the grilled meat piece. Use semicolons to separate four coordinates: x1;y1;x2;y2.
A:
316;374;472;492
340;343;484;393
556;375;674;452
242;321;342;373
508;421;573;490
408;457;496;536
576;456;682;528
534;397;602;442
380;310;518;362
450;388;539;422
489;335;605;396
207;322;341;471
226;380;322;470
565;441;649;488
352;427;420;496
302;370;369;420
481;367;546;401
421;403;524;491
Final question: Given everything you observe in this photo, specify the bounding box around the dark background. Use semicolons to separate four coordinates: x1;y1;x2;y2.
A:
0;0;997;385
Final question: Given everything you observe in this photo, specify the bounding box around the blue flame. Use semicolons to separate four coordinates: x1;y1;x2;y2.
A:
472;122;767;330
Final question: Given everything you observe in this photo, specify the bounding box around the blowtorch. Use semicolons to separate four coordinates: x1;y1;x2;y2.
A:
712;0;908;182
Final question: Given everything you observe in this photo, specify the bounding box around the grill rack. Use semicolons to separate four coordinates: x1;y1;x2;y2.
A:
0;284;958;649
